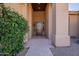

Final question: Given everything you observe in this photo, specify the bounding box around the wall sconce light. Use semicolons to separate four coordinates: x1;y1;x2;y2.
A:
38;7;40;9
38;3;40;4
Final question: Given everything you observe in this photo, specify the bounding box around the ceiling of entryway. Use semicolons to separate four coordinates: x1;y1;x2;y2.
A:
32;3;47;11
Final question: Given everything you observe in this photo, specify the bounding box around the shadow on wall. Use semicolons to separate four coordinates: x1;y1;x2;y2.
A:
78;13;79;36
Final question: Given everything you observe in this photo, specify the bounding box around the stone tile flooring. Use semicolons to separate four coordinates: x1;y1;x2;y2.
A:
25;36;53;56
50;38;79;56
25;37;79;56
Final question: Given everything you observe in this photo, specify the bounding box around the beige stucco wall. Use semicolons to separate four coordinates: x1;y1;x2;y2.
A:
32;11;45;35
27;4;33;39
45;3;53;39
52;3;70;47
52;3;56;45
4;3;28;19
69;11;79;37
32;11;45;22
78;14;79;36
45;4;49;38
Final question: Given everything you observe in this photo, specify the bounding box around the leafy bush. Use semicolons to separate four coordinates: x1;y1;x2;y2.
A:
0;4;29;56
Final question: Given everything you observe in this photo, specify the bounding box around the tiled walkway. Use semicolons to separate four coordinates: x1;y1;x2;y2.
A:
25;36;53;56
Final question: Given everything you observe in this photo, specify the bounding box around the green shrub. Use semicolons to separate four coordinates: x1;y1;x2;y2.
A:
0;4;29;56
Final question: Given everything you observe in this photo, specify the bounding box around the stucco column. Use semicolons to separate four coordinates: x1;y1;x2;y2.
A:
53;3;70;47
46;4;53;39
28;4;32;39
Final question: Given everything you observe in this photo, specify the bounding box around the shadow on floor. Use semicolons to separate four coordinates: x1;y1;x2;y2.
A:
50;37;79;56
17;47;29;56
